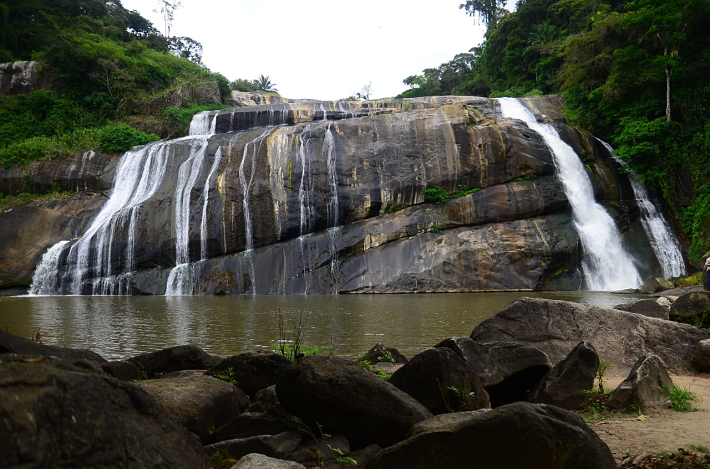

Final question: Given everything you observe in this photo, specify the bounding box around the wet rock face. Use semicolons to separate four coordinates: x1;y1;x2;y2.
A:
2;95;652;293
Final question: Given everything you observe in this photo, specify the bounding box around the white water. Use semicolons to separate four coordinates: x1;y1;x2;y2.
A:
323;123;339;227
498;98;642;290
29;240;70;295
598;140;686;278
200;147;223;260
298;124;314;235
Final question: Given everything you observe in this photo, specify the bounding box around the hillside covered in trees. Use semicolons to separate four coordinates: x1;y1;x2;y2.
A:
0;0;233;165
398;0;710;263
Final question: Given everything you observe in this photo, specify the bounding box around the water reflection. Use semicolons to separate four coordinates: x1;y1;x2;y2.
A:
0;292;645;361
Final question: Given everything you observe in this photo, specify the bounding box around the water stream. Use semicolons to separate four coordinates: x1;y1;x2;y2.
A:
498;98;643;290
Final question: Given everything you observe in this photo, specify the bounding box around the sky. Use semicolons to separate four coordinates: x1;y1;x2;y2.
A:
119;0;486;101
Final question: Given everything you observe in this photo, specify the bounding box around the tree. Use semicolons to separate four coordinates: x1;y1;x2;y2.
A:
168;36;202;64
254;74;277;92
154;0;182;37
460;0;508;29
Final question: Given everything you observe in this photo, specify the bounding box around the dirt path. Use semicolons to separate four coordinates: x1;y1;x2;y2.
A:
587;374;710;465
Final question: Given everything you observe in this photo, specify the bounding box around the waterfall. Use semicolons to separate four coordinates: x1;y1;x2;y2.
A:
200;147;223;260
498;98;642;290
298;124;314;235
598;140;686;278
189;111;217;136
29;240;70;295
324;123;339;227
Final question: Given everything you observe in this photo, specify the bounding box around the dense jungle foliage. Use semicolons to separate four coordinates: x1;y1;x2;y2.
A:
0;0;231;166
398;0;710;262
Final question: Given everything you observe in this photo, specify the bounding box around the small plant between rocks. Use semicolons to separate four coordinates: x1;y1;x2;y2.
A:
665;382;700;412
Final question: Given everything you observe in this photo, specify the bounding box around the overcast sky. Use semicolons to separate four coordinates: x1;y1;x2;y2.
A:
119;0;486;101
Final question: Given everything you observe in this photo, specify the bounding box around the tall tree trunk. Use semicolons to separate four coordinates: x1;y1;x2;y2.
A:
664;46;672;122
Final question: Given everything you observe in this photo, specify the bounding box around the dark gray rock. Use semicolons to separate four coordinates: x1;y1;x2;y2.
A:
472;297;710;375
289;433;350;464
358;343;408;365
528;341;599;409
669;291;710;327
0;330;105;363
608;354;672;410
389;347;489;414
213;412;299;442
247;384;290;419
366;402;616;469
693;339;710;372
437;337;551;407
275;355;432;448
0;356;208;468
639;277;675;294
207;351;291;397
204;431;302;461
137;374;250;444
128;344;221;377
615;299;669;320
231;453;306;469
101;360;142;380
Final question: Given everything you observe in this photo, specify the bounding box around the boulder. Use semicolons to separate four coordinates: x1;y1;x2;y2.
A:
358;342;409;365
366;402;616;469
528;341;599;409
472;297;710;375
436;337;551;407
669;291;710;327
640;277;675;294
693;339;710;372
231;453;306;469
128;344;221;377
137;374;250;444
247;385;290;419
101;360;142;380
0;356;208;468
0;330;105;363
614;299;669;320
204;431;302;461
213;412;300;442
389;347;489;414
608;354;672;410
275;355;433;448
207;351;291;397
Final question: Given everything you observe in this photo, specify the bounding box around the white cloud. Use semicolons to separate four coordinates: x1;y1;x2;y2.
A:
120;0;485;100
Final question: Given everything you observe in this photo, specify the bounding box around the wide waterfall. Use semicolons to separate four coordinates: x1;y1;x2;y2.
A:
598;140;686;278
498;98;643;290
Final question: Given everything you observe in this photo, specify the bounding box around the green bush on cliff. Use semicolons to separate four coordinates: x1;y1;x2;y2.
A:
98;124;158;153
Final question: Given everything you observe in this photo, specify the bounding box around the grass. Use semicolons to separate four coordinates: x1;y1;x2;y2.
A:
580;389;614;422
212;366;238;385
0;189;74;211
665;382;700;412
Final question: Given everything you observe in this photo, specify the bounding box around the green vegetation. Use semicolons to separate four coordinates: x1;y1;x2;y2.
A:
212;366;238;386
665;382;700;412
358;360;393;380
597;359;613;393
580;388;614;421
424;185;481;205
0;187;73;211
399;0;710;261
445;385;478;412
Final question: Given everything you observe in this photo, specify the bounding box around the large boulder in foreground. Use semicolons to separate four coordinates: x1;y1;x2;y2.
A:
607;354;672;410
276;355;432;448
528;341;599;410
436;337;551;407
128;344;221;377
366;402;616;469
472;297;710;375
389;347;489;414
136;373;250;444
0;356;208;468
0;330;105;363
207;351;291;397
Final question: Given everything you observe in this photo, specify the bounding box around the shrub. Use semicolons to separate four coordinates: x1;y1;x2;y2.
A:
98;124;158;153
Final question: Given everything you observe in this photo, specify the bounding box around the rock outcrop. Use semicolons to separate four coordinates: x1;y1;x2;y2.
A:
1;95;665;293
366;402;617;469
471;297;710;375
607;354;673;410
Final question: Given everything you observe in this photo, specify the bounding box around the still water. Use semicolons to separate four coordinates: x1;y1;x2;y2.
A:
0;292;645;361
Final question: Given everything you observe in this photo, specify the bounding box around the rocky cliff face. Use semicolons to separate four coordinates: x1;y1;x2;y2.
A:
0;96;665;294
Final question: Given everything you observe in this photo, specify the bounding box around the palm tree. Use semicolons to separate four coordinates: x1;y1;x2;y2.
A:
254;74;277;92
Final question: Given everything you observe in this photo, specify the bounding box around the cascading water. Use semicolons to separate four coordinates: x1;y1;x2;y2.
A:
201;147;223;260
239;128;272;294
29;240;69;295
598;139;686;278
323;123;341;291
498;98;642;290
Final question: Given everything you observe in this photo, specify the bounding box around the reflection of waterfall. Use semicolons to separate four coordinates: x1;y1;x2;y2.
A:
498;98;642;290
598;139;686;278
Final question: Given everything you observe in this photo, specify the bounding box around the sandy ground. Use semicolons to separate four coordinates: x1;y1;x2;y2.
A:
587;374;710;464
